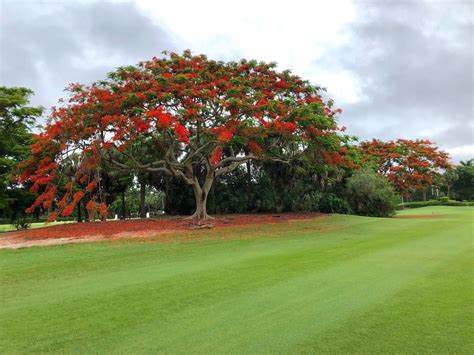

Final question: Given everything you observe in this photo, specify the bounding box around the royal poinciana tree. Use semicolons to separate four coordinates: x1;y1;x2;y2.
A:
360;139;451;199
19;51;351;220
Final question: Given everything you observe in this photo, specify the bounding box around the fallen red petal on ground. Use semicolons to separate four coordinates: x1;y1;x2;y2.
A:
0;213;324;249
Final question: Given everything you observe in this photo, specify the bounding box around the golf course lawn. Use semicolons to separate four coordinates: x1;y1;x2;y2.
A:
1;206;472;353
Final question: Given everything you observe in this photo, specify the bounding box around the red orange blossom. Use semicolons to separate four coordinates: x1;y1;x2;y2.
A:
19;50;352;220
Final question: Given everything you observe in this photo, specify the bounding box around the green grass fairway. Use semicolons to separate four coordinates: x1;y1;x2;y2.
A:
1;207;473;353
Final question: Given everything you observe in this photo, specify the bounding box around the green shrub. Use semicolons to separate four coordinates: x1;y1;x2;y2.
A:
12;215;31;230
444;200;474;206
318;193;352;214
398;200;437;209
346;169;400;217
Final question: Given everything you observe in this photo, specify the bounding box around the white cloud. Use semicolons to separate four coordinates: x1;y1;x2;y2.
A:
136;0;360;103
447;145;474;163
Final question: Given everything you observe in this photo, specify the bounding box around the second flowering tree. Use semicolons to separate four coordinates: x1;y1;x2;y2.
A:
360;139;451;199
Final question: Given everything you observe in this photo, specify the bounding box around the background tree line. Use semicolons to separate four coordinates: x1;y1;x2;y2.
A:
1;85;472;226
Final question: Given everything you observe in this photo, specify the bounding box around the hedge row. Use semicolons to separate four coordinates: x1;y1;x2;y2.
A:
398;199;474;209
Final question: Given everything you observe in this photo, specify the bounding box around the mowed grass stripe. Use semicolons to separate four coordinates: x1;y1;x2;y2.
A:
301;250;473;354
0;207;472;353
0;215;440;310
94;218;470;353
0;216;386;306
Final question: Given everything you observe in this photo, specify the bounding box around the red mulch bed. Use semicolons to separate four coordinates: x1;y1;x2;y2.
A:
3;213;321;241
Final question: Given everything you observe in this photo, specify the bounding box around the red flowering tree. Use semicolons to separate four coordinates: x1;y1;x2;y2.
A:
360;139;451;198
19;51;350;220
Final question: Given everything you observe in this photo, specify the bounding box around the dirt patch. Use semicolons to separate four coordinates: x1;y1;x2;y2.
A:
0;235;105;249
0;213;324;249
396;214;445;219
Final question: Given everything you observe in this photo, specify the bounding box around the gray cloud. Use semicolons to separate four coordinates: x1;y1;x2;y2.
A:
323;0;473;161
0;0;472;162
0;0;176;116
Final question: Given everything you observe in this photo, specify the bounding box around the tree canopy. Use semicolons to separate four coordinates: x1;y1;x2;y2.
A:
452;159;474;200
0;87;43;218
19;51;354;220
360;139;451;198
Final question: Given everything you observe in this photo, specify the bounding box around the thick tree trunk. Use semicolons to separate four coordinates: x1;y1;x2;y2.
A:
188;184;210;220
140;182;146;218
187;174;214;220
423;189;427;201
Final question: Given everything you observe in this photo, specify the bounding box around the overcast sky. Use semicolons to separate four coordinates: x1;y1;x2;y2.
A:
1;0;472;162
